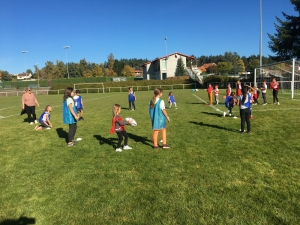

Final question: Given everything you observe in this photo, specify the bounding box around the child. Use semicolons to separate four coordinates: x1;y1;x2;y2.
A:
270;78;280;105
237;86;252;133
110;104;133;152
261;80;268;105
236;80;242;97
252;86;259;105
226;83;232;96
214;85;219;104
149;88;170;149
35;105;52;130
63;87;80;146
223;92;236;117
246;85;256;119
73;90;84;120
205;84;213;105
168;92;178;109
128;87;136;110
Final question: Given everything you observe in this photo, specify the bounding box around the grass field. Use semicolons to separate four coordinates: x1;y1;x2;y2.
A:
0;89;300;224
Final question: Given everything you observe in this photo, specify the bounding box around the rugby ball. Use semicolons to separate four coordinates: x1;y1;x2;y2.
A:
126;117;137;126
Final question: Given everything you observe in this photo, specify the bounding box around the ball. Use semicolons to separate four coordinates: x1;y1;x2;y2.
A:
126;117;137;126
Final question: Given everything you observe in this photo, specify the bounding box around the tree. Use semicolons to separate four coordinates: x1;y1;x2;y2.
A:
175;57;186;76
92;65;104;77
268;0;300;60
0;70;11;81
122;65;134;77
217;62;233;75
107;53;115;70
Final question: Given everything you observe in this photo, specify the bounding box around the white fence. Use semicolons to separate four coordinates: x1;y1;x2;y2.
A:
0;83;197;97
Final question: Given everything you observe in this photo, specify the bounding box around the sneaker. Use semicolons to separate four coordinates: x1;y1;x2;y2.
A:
223;112;226;117
115;148;122;152
162;144;170;149
153;146;160;149
175;107;178;109
34;120;38;124
229;114;232;117
72;141;78;145
68;142;74;146
123;145;132;150
278;102;280;105
46;127;51;130
233;116;237;119
239;129;245;132
29;122;33;125
263;103;267;105
76;138;82;141
160;140;163;143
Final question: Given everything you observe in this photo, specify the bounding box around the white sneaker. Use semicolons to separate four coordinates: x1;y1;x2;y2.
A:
115;148;122;152
223;112;226;117
76;138;82;141
123;145;132;150
278;102;280;105
30;122;33;125
229;114;232;116
34;120;38;124
46;127;51;130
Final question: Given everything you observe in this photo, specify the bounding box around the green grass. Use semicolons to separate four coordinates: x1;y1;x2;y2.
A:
0;90;300;224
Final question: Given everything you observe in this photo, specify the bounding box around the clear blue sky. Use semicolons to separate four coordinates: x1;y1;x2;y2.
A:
0;0;296;74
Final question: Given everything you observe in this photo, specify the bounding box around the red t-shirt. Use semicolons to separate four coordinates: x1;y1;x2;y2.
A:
207;86;213;94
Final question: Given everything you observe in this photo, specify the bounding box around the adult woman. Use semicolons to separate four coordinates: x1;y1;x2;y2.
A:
237;86;251;133
22;87;39;124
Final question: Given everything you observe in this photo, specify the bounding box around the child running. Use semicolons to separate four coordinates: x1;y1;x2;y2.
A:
205;84;213;105
223;92;236;117
63;87;80;147
214;85;219;104
110;104;133;152
73;90;84;120
35;105;52;130
168;92;178;109
149;88;170;149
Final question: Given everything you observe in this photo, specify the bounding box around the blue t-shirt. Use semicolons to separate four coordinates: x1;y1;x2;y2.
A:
128;91;135;101
73;95;82;109
169;95;175;103
225;96;233;108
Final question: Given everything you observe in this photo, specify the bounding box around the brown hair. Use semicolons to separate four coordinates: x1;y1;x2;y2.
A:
112;104;121;117
63;87;74;102
44;105;51;112
150;88;162;108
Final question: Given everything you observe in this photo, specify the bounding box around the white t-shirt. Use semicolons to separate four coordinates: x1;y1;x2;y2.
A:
156;97;165;110
239;94;251;109
262;84;267;93
67;97;74;107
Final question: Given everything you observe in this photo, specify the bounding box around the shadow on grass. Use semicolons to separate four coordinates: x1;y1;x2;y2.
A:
127;133;152;147
0;215;36;225
93;135;118;148
188;102;207;105
56;128;68;143
189;121;237;132
201;111;223;117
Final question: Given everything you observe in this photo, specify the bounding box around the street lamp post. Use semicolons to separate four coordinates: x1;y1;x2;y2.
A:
164;37;168;59
22;50;28;73
64;46;70;79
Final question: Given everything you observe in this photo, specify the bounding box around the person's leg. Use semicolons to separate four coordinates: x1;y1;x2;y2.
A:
174;102;177;108
210;93;213;105
31;106;36;121
262;93;266;104
274;90;279;103
116;131;123;149
24;105;32;123
240;109;246;132
153;130;159;147
161;128;167;145
245;108;251;132
132;101;136;110
128;101;131;110
68;124;76;143
122;130;129;146
273;90;276;103
169;102;172;108
40;120;49;128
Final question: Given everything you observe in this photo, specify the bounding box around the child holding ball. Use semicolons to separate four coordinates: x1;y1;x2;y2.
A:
149;88;170;149
110;104;133;152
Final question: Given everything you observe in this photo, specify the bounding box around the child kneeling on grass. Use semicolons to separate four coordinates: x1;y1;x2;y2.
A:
35;105;52;130
110;104;133;152
223;92;236;117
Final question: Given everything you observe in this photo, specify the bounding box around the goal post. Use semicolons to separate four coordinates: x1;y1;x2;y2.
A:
74;83;105;93
254;59;300;99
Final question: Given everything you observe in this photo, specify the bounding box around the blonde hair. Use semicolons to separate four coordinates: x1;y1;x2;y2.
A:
44;105;51;112
112;104;121;117
150;88;162;108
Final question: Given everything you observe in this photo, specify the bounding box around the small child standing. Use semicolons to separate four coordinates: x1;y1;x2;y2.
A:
35;105;52;130
223;92;236;117
214;85;219;104
73;90;84;120
63;87;80;146
205;84;213;105
168;92;178;109
149;88;170;149
128;87;136;110
110;104;132;152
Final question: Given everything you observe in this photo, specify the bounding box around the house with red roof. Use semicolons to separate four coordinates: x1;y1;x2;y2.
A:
141;52;195;80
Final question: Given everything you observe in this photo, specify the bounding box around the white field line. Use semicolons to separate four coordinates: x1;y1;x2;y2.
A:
0;94;121;119
192;94;300;114
0;106;18;111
